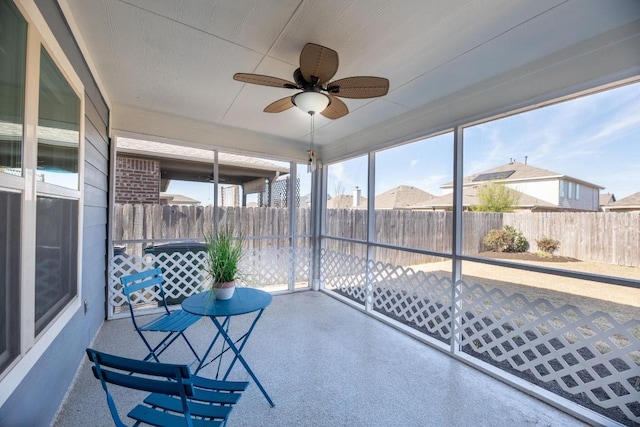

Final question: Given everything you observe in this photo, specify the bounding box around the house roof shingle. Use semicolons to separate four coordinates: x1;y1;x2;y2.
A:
374;185;434;209
599;193;616;206
607;191;640;210
410;185;556;210
326;194;367;209
441;161;603;189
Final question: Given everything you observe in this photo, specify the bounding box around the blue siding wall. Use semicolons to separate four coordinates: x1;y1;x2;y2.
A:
0;1;110;426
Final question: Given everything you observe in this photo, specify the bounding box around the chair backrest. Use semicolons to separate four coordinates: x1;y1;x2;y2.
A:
120;268;170;319
86;348;195;426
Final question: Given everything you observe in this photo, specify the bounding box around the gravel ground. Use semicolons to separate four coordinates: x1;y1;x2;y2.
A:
413;253;640;323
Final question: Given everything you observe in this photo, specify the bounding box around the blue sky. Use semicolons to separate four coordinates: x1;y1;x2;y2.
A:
170;81;639;203
328;81;640;200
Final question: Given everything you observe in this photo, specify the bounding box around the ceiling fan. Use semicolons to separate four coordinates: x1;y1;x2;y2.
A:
233;43;389;120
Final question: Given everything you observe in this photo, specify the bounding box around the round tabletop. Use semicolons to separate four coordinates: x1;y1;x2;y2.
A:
182;287;272;317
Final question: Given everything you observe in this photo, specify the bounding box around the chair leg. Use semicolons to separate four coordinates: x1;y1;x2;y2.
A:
180;332;202;362
139;331;201;363
136;331;161;362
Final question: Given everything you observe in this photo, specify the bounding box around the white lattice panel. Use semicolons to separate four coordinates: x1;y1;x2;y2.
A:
370;260;453;341
321;249;368;303
110;247;311;316
293;247;312;281
457;280;640;423
320;249;639;423
110;253;207;311
241;248;289;285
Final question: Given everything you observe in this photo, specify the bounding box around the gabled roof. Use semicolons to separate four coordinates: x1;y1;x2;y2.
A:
606;191;640;210
375;185;434;209
600;193;616;206
410;185;556;210
441;161;603;189
159;193;200;205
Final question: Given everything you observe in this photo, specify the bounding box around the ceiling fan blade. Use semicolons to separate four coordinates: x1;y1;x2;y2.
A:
299;43;339;84
320;95;348;120
234;73;296;89
327;76;389;99
264;96;294;113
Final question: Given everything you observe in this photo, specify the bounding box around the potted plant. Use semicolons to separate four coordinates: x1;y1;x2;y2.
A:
203;226;244;300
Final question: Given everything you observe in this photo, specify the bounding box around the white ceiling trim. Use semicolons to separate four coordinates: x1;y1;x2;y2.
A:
110;104;309;162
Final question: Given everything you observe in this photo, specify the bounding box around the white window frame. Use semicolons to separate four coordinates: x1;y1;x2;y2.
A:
0;0;84;405
568;181;573;199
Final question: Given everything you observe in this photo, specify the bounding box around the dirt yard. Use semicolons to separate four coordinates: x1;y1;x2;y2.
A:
412;253;640;323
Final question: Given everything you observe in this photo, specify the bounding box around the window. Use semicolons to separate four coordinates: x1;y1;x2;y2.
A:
0;0;26;375
0;0;83;377
35;197;78;335
325;155;368;241
575;184;580;200
374;133;453;252
559;180;565;198
0;0;26;175
38;47;80;190
0;191;21;373
568;181;573;199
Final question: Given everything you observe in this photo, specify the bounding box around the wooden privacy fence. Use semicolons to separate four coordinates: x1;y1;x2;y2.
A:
114;205;640;267
113;204;309;256
504;211;640;267
325;209;502;266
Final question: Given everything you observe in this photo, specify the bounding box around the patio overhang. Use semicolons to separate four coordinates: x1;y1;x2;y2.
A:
59;1;640;162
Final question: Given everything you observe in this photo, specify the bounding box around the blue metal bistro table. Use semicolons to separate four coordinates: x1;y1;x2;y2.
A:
182;287;275;406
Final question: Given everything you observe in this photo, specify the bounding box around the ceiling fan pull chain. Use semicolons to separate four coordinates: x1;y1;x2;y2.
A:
307;113;317;173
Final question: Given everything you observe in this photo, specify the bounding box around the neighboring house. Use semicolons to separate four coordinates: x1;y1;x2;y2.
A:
416;161;603;212
327;187;368;209
327;185;434;209
375;185;434;209
411;185;557;211
603;191;640;212
600;192;616;208
159;193;201;206
326;194;368;209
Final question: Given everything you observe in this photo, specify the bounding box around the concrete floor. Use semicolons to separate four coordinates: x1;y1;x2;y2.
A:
53;291;586;427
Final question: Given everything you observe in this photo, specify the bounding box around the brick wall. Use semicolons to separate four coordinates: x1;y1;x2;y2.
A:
115;156;160;204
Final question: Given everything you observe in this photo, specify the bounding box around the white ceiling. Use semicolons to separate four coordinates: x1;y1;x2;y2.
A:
60;0;640;161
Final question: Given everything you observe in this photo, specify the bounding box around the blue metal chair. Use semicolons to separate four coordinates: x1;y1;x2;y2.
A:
86;348;248;427
120;268;200;363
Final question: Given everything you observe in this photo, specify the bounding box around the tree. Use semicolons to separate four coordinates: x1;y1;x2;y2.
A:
332;180;346;197
472;182;521;212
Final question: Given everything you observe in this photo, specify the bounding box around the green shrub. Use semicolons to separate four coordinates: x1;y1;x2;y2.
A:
483;229;512;252
483;225;529;253
536;237;560;255
505;225;529;252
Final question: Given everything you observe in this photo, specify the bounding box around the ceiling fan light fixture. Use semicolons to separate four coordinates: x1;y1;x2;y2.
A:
292;91;330;115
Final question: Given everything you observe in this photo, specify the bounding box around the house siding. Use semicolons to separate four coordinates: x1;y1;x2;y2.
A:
0;1;110;426
507;179;559;206
559;180;600;211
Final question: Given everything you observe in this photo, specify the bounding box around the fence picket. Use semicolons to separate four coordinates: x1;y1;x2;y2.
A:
113;204;640;267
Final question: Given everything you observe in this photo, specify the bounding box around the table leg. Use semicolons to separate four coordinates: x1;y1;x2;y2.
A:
194;317;231;374
211;311;275;407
